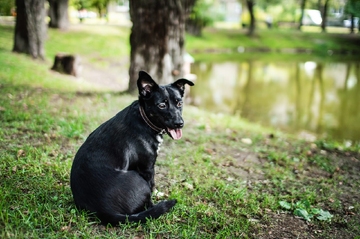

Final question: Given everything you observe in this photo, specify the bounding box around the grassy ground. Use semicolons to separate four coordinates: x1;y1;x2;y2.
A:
186;27;360;62
1;23;360;238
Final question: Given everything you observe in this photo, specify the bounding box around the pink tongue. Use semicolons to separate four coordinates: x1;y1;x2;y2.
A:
168;128;182;140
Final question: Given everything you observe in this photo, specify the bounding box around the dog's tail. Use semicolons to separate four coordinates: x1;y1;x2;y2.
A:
98;200;177;225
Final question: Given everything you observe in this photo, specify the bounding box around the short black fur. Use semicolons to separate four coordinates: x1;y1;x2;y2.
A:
70;71;194;225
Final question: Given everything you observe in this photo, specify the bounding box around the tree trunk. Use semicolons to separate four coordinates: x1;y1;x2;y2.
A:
298;0;306;30
246;0;255;36
320;0;329;32
350;14;355;34
48;0;69;30
13;0;46;59
128;0;195;94
51;53;81;77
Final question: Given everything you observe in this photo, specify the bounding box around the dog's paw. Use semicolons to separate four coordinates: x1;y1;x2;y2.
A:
167;199;177;208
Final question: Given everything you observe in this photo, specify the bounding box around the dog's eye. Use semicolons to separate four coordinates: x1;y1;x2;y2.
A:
158;103;166;109
177;101;183;107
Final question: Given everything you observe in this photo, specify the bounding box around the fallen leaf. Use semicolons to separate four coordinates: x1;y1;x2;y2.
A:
241;138;252;145
294;208;312;221
226;177;235;182
17;149;25;158
61;226;70;231
316;209;333;221
153;189;165;198
182;182;194;190
279;200;292;210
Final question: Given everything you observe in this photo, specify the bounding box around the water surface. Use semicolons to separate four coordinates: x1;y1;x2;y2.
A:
190;60;360;142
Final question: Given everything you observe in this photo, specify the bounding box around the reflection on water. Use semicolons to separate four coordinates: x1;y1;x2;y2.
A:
190;60;360;142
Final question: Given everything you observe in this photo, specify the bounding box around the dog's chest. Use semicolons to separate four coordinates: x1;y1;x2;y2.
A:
156;134;163;154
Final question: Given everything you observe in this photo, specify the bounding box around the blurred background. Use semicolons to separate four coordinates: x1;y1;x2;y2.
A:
1;0;360;142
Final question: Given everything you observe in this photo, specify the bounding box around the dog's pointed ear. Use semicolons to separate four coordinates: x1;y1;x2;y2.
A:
137;71;159;98
171;79;194;97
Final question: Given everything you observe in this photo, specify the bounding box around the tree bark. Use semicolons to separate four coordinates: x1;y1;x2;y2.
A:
128;0;195;94
13;0;46;59
48;0;69;30
246;0;255;36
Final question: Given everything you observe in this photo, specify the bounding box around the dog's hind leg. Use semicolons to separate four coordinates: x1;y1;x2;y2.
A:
96;170;176;225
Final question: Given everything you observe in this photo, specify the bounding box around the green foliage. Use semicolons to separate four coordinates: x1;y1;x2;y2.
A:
71;0;91;10
185;27;360;62
345;0;360;17
186;0;224;35
0;0;14;16
257;0;283;10
279;200;333;222
71;0;112;16
189;0;224;26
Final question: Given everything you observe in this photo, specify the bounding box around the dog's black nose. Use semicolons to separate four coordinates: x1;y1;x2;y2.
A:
174;122;184;128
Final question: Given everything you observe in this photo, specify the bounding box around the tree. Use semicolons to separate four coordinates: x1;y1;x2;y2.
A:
48;0;69;29
240;0;281;35
318;0;330;32
298;0;307;30
245;0;256;35
186;0;223;36
13;0;46;59
71;0;111;21
128;0;196;94
345;0;360;33
90;0;110;19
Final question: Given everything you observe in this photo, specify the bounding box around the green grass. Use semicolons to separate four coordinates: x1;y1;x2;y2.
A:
1;23;360;238
186;27;360;61
45;25;130;63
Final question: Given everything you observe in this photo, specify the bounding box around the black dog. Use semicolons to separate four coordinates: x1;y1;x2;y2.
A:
70;71;194;225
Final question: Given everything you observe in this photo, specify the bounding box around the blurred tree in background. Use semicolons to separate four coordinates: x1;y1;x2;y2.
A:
245;0;256;35
128;0;196;93
240;0;284;35
345;0;360;33
48;0;69;29
298;0;307;29
186;0;224;36
13;0;46;59
71;0;91;10
71;0;112;21
90;0;111;19
318;0;330;32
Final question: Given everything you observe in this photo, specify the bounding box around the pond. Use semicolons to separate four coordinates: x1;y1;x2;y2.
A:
189;60;360;143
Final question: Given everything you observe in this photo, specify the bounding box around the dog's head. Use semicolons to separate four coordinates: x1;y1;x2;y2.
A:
137;71;194;140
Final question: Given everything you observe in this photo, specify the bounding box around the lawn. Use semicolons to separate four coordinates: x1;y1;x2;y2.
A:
0;23;360;238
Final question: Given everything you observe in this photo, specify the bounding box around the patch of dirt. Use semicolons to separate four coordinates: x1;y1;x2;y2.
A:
226;151;265;180
253;147;360;239
255;212;316;239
